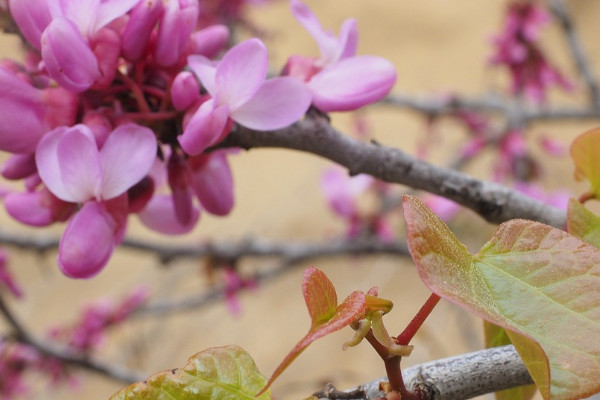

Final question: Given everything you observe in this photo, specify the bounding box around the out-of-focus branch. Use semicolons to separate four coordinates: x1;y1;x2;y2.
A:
0;229;408;264
0;293;145;384
222;118;566;228
384;93;600;122
321;345;532;400
549;0;600;108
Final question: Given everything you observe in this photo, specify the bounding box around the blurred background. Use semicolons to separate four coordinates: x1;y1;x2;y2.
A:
1;0;599;399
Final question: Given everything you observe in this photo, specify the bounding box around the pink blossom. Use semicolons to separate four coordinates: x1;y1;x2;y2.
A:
35;123;157;278
539;134;567;156
321;168;373;218
223;267;257;316
171;71;201;111
121;0;165;61
188;151;236;216
422;194;461;222
10;0;138;91
5;187;76;227
138;194;200;234
190;24;230;59
155;0;200;67
283;0;396;112
489;2;573;102
514;182;570;211
0;250;23;298
181;38;312;155
0;66;77;154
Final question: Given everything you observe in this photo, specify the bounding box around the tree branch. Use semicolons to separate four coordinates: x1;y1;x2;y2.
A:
338;345;532;400
221;118;566;228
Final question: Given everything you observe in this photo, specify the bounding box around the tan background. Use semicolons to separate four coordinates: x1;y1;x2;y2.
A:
1;1;599;399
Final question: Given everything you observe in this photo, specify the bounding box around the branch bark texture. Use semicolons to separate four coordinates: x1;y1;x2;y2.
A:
357;345;532;400
223;119;566;228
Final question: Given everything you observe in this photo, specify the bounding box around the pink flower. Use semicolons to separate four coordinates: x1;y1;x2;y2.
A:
489;2;573;102
423;194;461;222
283;0;396;112
155;0;200;67
0;66;77;154
321;168;372;218
180;38;312;155
10;0;139;91
35;123;157;278
0;250;23;298
188;151;235;216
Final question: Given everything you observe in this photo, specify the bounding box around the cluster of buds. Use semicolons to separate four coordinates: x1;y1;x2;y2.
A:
0;0;396;279
489;1;572;102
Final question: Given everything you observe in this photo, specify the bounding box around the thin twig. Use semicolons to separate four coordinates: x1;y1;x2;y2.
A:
549;0;600;107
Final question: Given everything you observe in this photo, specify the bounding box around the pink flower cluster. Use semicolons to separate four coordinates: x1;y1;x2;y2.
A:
489;1;573;102
49;286;149;353
0;0;397;279
0;287;147;398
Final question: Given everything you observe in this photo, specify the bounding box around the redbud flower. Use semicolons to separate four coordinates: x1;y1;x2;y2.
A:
155;0;200;67
35;123;157;278
0;66;77;153
321;168;372;218
181;38;312;155
284;0;396;112
489;2;573;102
189;150;236;216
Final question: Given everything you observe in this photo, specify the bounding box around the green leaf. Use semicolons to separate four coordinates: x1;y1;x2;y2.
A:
403;194;600;400
260;267;366;394
109;345;271;400
484;322;537;400
570;127;600;199
567;198;600;247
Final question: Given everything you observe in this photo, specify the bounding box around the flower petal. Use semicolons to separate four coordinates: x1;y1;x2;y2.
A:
122;0;165;60
230;77;311;130
290;0;339;64
155;0;199;67
215;38;268;109
138;194;200;235
8;0;52;49
41;17;100;92
36;125;101;203
187;55;217;96
190;152;234;216
93;0;139;33
58;201;116;279
179;99;230;155
99;123;157;200
309;56;396;112
190;24;230;58
4;189;75;227
338;18;358;60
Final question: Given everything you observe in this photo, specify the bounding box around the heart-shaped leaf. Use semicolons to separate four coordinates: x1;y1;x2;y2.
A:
259;267;366;395
484;321;537;400
570;127;600;199
403;194;600;400
567;198;600;247
109;345;271;400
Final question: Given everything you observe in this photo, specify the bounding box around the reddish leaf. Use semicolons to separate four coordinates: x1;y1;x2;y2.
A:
259;271;365;395
570;127;600;199
403;194;600;400
303;266;338;328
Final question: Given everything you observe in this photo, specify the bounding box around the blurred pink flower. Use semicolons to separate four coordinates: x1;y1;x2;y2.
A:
489;2;573;102
283;0;396;112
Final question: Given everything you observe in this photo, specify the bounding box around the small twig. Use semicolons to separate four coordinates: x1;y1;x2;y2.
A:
549;0;600;108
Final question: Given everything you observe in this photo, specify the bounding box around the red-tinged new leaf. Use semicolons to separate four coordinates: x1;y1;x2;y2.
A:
403;194;600;400
571;127;600;198
109;345;272;400
303;266;338;328
567;198;600;247
484;321;537;400
260;289;365;395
